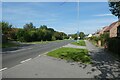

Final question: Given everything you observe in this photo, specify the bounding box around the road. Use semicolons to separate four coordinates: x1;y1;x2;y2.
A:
2;41;102;78
2;40;74;68
2;40;120;78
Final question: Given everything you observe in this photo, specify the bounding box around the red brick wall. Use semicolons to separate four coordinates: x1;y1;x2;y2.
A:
110;23;119;38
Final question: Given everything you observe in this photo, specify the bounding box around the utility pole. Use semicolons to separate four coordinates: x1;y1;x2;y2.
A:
77;0;80;41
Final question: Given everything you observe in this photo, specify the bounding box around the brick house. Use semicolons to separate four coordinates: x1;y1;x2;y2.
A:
93;26;109;37
109;21;120;38
117;22;120;37
94;21;120;38
93;30;100;37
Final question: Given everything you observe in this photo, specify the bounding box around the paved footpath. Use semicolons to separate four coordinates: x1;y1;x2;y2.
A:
85;40;120;78
2;40;120;78
63;43;87;49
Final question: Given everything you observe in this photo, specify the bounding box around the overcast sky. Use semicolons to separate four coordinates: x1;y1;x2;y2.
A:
2;2;118;34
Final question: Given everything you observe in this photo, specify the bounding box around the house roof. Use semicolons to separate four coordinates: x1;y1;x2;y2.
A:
104;21;118;32
102;26;109;32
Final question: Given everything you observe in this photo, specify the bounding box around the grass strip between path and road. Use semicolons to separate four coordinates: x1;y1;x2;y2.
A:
71;40;86;46
23;40;68;44
2;42;20;48
2;40;69;48
47;47;91;64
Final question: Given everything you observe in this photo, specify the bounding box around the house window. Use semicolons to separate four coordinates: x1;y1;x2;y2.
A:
117;26;120;37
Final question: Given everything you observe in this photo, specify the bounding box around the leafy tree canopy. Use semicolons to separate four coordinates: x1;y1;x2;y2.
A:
23;22;36;30
109;0;120;20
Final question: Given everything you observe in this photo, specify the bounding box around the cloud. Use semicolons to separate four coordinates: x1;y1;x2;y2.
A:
94;14;113;17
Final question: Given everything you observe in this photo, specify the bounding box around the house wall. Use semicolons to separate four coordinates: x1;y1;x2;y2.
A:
110;24;118;38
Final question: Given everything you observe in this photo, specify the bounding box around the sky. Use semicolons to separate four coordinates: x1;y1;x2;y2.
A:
2;2;118;34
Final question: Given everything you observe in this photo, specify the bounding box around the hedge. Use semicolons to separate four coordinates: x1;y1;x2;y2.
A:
107;37;120;56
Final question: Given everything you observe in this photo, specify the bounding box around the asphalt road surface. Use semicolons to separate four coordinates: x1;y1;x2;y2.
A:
2;40;120;78
2;40;74;68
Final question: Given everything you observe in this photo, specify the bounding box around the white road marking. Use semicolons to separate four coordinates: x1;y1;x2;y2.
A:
20;58;32;63
0;68;7;72
38;55;41;57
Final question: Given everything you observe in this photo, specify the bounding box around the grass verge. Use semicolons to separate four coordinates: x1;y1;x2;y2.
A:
47;47;91;64
24;40;67;44
2;42;20;48
71;40;86;46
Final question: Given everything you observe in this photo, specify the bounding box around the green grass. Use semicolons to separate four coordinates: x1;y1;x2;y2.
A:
47;47;91;64
71;40;86;46
25;41;49;44
24;40;67;44
2;42;20;48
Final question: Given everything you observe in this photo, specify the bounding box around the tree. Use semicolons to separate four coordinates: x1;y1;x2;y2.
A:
40;25;47;30
42;29;52;41
1;21;68;42
1;21;12;35
36;29;44;41
109;0;120;21
59;32;67;40
23;22;36;30
71;34;77;40
10;28;19;40
79;32;85;39
1;21;17;41
28;30;38;41
53;32;62;40
16;29;26;42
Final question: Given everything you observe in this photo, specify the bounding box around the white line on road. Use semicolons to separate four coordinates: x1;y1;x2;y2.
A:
20;58;32;63
0;68;7;72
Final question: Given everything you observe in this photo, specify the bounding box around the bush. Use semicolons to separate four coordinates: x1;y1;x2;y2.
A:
107;37;120;56
89;32;109;47
99;32;109;46
2;34;8;43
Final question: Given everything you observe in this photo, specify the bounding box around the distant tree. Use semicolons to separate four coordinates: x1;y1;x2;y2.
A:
42;29;52;41
72;34;77;40
10;28;19;40
36;29;44;41
48;28;54;32
23;22;36;30
53;32;62;40
1;21;68;42
1;21;12;35
59;32;67;40
40;25;47;30
1;21;18;41
79;32;85;39
16;29;26;42
109;0;120;21
29;30;38;41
